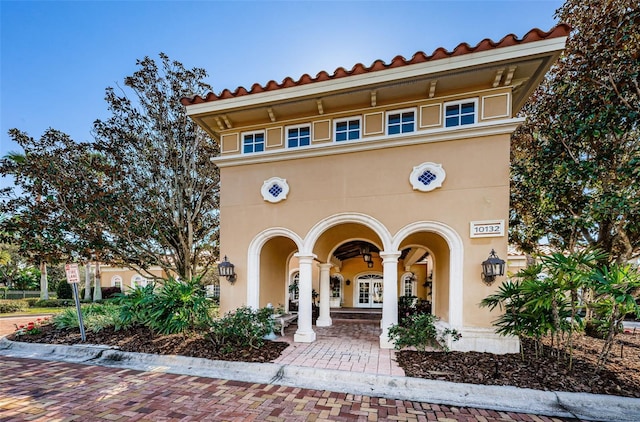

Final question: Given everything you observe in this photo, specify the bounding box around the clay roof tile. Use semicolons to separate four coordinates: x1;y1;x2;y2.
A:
181;25;570;106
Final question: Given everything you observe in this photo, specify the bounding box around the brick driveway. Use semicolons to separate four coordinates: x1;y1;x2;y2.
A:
0;356;575;422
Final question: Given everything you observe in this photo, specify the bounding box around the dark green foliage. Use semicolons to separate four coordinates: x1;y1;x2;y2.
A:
388;313;460;352
113;284;156;330
588;264;640;366
147;278;213;335
33;299;75;307
397;296;432;326
114;278;214;334
206;306;275;354
510;0;640;262
101;287;121;299
0;299;28;313
56;281;73;299
53;303;120;332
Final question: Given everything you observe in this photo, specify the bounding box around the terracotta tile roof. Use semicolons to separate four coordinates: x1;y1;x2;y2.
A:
181;24;570;106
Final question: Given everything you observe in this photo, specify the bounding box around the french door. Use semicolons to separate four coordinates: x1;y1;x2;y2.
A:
356;274;383;308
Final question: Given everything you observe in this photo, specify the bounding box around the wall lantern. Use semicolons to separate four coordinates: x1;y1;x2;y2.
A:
481;249;505;284
367;261;374;268
218;255;237;284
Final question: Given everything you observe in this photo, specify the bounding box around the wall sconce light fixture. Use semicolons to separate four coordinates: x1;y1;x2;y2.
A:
218;255;237;284
481;249;505;285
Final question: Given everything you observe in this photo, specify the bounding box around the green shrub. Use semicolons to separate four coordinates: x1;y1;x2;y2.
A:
207;306;275;354
388;313;461;352
147;278;213;334
33;299;75;308
0;299;28;313
56;281;73;299
397;296;432;326
53;303;121;332
25;298;39;307
113;284;157;330
101;287;121;299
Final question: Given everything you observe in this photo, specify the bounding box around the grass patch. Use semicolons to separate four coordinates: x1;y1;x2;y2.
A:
0;307;69;317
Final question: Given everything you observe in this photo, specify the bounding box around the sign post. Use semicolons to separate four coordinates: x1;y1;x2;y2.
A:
65;263;86;342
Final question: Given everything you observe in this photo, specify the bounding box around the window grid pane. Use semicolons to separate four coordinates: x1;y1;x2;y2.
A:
335;119;360;142
288;126;311;148
388;111;415;134
243;133;265;153
445;102;476;127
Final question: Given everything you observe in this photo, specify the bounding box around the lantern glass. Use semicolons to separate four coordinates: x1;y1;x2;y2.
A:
218;256;235;278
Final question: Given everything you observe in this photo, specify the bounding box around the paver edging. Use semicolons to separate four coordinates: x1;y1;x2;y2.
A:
1;337;639;422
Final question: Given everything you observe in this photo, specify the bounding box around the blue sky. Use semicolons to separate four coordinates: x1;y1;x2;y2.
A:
1;0;564;189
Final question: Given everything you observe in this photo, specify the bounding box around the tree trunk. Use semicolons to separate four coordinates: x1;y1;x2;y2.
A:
93;261;102;301
39;260;48;300
84;263;92;300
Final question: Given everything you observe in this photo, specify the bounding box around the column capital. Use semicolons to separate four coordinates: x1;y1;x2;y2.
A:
318;262;333;270
294;253;317;264
379;250;401;263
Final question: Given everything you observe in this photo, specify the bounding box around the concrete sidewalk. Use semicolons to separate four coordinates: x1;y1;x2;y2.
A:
1;336;638;421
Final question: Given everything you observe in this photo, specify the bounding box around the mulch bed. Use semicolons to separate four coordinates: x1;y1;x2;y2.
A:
396;331;640;398
8;324;288;363
7;323;640;397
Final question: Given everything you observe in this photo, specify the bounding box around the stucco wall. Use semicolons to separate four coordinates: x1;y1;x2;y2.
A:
218;132;509;327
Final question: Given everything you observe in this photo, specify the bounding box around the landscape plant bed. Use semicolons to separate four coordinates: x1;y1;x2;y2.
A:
396;331;640;398
8;324;288;363
7;323;640;398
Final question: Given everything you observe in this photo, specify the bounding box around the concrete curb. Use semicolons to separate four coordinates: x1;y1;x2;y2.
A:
1;337;639;421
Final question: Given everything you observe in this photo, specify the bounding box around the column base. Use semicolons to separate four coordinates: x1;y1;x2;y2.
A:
315;317;332;327
379;332;394;349
294;330;317;343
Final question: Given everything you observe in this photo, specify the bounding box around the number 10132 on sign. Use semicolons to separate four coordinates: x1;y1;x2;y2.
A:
470;220;505;238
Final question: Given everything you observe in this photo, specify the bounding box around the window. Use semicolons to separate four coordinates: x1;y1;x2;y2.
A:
243;131;265;154
444;99;477;127
261;177;289;203
334;118;361;141
387;109;416;135
402;273;417;297
111;276;122;289
286;125;311;148
330;275;343;299
205;284;220;298
289;272;299;301
131;275;148;288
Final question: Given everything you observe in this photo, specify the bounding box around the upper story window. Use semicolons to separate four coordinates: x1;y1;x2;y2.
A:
334;117;361;142
243;131;265;153
387;108;416;135
287;125;311;148
444;99;477;128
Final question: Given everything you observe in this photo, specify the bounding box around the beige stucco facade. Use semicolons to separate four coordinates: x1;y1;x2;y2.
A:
185;26;569;353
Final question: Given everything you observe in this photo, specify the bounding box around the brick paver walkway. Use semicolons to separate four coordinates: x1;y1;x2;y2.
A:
0;356;576;422
274;319;405;376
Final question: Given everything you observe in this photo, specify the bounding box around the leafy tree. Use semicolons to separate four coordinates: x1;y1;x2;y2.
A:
92;53;220;280
1;135;104;298
1;54;219;284
510;0;640;262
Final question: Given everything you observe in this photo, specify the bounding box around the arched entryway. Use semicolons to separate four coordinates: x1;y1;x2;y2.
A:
247;215;464;349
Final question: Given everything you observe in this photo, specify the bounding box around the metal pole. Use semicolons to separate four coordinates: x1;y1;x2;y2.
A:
72;283;86;342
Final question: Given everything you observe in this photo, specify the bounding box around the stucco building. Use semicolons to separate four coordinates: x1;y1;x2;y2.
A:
182;25;569;353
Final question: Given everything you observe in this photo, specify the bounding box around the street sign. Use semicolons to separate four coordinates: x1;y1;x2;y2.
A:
65;263;86;341
65;264;80;284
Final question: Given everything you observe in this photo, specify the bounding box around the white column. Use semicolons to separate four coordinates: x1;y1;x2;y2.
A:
294;253;317;343
379;251;401;349
316;263;333;327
